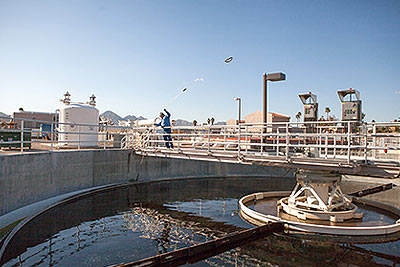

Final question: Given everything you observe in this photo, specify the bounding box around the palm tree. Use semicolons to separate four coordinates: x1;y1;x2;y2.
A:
325;107;331;120
295;111;301;122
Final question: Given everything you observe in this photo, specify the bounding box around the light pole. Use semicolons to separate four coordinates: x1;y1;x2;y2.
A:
263;72;286;124
234;97;241;125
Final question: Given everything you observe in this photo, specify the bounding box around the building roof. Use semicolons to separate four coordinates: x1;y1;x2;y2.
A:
13;111;57;115
269;112;290;118
244;110;290;118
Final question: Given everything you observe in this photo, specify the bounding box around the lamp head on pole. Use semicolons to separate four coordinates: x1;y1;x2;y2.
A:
234;97;241;101
266;72;286;82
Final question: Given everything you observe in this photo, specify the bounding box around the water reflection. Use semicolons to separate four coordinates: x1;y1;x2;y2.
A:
2;176;400;266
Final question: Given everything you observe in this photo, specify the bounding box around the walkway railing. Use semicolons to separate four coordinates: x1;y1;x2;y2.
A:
0;116;130;152
1;116;399;165
125;121;400;164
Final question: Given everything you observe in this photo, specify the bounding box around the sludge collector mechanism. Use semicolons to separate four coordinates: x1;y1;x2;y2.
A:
239;169;400;236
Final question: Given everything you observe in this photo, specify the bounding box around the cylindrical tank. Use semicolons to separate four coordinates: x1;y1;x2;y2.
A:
135;119;156;127
58;103;99;147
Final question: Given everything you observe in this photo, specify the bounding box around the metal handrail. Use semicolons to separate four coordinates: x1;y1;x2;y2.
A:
1;116;399;164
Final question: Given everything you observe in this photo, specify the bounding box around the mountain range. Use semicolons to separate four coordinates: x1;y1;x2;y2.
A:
100;110;147;124
0;112;10;118
100;110;226;126
0;112;10;121
1;110;226;126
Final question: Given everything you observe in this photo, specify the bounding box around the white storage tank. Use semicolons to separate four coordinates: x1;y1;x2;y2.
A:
58;92;99;147
136;118;156;127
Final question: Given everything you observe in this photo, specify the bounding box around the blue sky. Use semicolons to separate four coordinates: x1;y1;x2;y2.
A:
0;0;399;122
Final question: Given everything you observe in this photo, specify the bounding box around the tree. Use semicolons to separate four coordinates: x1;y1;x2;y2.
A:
325;107;331;120
193;120;197;126
295;111;302;122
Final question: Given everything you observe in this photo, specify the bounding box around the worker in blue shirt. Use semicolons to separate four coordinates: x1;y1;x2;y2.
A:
154;109;174;149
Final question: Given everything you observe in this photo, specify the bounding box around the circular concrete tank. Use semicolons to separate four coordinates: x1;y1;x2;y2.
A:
1;177;400;266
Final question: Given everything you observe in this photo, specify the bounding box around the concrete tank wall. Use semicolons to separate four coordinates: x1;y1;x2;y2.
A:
0;149;295;216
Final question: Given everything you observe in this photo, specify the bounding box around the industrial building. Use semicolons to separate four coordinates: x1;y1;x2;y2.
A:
12;111;58;129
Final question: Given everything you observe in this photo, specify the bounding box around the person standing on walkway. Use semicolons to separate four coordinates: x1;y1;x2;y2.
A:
154;109;174;149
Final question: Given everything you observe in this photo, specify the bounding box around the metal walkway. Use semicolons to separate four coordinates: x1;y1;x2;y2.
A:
1;115;399;177
135;147;400;178
125;121;400;178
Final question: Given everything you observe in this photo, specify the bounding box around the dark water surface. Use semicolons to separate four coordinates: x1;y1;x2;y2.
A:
2;177;400;266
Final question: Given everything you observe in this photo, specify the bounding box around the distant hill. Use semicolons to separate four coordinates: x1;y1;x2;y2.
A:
100;111;122;123
99;110;226;126
0;112;10;118
174;119;192;126
123;115;137;121
173;120;226;126
124;115;147;121
100;111;147;124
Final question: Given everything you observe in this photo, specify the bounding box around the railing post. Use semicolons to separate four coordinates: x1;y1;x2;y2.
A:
325;133;328;158
245;125;248;153
318;126;321;157
276;127;279;156
207;126;210;154
78;125;81;150
129;131;133;149
285;123;289;160
20;120;24;152
238;124;241;156
260;127;263;153
50;122;54;152
347;121;351;163
364;122;368;164
104;125;107;149
372;122;376;159
193;127;197;150
223;128;226;152
178;128;181;151
333;134;336;159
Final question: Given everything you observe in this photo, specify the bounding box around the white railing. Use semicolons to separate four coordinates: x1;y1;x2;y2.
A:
124;120;400;164
1;116;399;164
0;116;130;152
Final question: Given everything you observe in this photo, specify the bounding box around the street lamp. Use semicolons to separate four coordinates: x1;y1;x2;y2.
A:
234;97;241;125
263;72;286;124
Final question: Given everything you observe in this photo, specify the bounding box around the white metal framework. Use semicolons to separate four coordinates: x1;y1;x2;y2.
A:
124;121;400;162
278;170;363;222
1;116;399;175
239;191;400;236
